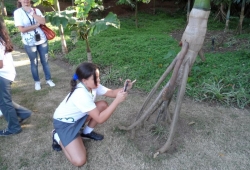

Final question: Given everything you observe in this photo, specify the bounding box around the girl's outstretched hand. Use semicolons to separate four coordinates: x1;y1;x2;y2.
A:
124;79;136;91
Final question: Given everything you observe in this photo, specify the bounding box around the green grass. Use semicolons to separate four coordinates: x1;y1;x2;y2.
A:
5;11;250;108
66;12;184;91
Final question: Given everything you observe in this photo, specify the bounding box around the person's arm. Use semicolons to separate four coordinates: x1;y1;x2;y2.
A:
104;88;124;98
0;45;4;68
0;60;3;69
88;90;127;123
104;79;136;98
17;23;40;33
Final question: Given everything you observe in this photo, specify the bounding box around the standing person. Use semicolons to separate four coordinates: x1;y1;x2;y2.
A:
14;0;55;91
0;18;32;136
52;62;135;167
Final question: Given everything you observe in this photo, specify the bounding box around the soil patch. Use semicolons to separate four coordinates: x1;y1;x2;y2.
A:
171;29;249;53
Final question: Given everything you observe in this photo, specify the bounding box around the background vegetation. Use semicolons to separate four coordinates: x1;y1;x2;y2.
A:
4;0;250;109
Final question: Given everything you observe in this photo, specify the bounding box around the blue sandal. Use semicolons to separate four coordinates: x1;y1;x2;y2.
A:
52;130;62;151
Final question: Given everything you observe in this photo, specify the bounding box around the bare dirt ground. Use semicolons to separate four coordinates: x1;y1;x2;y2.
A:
0;46;250;170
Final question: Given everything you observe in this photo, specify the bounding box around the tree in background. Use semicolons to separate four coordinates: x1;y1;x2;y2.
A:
211;0;249;34
117;0;150;28
235;0;249;34
0;0;7;16
45;0;120;62
224;0;232;32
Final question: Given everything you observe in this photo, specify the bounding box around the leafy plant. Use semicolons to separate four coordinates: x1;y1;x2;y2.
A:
45;0;120;62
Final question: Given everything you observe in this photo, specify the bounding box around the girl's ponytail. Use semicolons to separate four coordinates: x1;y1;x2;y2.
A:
66;74;78;102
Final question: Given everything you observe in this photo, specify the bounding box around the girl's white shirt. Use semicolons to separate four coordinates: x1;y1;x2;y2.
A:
0;42;16;81
14;8;47;46
53;83;108;123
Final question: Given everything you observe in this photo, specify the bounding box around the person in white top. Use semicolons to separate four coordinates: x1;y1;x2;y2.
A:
0;18;32;136
52;62;136;167
14;0;55;90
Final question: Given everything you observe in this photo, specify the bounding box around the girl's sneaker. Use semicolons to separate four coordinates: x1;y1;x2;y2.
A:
46;80;55;87
52;130;62;151
35;82;41;90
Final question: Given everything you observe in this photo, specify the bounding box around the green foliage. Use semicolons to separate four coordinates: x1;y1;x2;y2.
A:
117;0;150;8
5;3;16;15
187;51;250;108
32;0;54;7
4;17;18;35
45;0;120;55
6;10;250;108
65;13;184;90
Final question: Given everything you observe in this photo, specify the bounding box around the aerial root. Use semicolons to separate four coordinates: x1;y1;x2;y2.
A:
153;152;160;158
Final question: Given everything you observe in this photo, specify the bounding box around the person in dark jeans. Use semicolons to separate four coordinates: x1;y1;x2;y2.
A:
0;18;32;136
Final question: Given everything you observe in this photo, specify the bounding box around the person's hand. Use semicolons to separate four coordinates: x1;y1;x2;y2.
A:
115;90;127;103
124;79;136;91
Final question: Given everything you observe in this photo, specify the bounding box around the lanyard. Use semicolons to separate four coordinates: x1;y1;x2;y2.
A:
22;8;37;33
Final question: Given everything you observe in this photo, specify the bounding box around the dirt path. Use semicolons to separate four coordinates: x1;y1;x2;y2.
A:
0;49;250;169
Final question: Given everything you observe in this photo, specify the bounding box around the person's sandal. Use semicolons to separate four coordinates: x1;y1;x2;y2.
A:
52;130;62;151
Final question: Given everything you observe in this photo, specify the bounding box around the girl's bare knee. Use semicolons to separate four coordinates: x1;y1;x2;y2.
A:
96;101;108;111
72;158;86;167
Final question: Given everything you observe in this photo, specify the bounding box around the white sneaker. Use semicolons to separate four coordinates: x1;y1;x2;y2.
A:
0;110;3;117
35;82;41;90
46;80;55;87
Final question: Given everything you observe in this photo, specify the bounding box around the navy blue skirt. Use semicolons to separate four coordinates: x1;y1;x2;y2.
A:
53;115;88;147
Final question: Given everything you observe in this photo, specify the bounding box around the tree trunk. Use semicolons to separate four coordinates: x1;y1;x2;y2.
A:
224;2;231;32
54;0;68;54
119;0;211;157
0;0;7;16
237;0;245;34
85;38;92;63
187;0;191;23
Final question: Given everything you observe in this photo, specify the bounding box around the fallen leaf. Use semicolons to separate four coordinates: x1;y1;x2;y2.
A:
188;121;195;125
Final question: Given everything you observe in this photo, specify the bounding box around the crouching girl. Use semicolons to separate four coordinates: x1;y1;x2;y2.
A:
52;62;135;167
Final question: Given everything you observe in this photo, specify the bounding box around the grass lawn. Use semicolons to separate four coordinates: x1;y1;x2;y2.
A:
1;4;250;170
5;10;250;108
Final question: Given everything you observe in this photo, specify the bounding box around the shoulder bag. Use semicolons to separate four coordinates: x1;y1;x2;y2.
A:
33;8;56;40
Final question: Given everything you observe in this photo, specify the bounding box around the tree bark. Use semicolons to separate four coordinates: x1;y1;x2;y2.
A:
54;0;68;54
187;0;191;23
237;0;245;34
0;0;7;16
224;2;231;32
